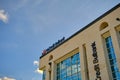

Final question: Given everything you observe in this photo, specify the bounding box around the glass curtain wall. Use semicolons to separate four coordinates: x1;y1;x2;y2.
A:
105;36;120;80
56;53;81;80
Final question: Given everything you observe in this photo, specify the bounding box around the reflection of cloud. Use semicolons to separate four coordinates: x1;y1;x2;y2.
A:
33;60;39;66
0;77;16;80
0;10;8;23
35;68;43;74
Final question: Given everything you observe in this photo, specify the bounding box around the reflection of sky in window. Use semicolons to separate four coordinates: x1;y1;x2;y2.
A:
56;53;81;80
105;36;120;79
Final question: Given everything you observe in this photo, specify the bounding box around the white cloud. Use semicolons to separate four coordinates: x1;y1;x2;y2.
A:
33;60;43;74
33;60;39;66
0;10;8;23
0;77;16;80
35;68;43;74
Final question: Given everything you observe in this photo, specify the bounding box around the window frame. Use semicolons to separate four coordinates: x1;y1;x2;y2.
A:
104;35;120;80
56;53;81;80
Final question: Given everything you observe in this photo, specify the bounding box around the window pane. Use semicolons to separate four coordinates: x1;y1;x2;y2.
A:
105;36;120;80
56;53;81;80
72;64;77;74
67;66;71;76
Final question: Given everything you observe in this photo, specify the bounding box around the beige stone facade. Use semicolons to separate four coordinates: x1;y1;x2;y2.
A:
39;3;120;80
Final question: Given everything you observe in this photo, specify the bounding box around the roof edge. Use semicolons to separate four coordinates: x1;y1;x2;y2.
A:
40;3;120;59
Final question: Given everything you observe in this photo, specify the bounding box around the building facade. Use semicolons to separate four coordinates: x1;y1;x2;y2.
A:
39;4;120;80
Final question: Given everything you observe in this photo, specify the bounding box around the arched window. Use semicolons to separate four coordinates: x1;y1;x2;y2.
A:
100;22;108;31
49;55;53;61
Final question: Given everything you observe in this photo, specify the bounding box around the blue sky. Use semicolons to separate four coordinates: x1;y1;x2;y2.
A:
0;0;120;80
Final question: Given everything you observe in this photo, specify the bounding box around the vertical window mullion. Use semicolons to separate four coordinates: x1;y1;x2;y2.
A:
56;53;81;80
105;36;120;80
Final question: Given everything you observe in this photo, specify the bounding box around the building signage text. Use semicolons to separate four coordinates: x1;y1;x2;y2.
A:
42;37;65;55
91;42;101;80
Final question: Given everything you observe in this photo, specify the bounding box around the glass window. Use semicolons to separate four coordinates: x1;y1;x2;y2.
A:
67;66;71;76
105;36;120;80
56;53;81;80
42;70;46;80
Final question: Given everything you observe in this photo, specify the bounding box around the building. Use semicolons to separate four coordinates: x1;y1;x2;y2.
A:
39;3;120;80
